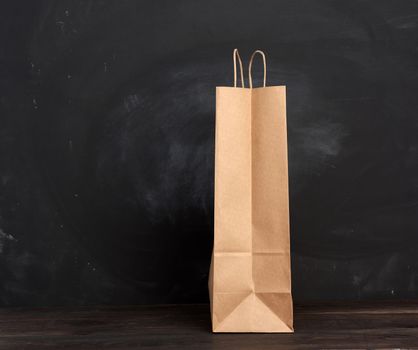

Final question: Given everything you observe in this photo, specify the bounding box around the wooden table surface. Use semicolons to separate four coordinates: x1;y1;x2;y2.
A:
0;301;417;349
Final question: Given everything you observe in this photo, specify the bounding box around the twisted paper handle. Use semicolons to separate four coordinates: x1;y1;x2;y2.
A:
233;48;245;88
248;50;267;88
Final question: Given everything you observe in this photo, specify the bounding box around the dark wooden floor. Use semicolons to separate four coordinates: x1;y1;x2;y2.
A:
0;301;418;349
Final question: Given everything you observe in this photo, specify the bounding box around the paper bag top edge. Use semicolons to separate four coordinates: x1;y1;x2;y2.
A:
216;86;286;90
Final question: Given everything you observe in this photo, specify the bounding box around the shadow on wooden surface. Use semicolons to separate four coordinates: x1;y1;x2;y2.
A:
0;300;417;349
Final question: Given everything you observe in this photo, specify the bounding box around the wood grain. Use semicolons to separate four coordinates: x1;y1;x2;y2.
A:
0;301;417;349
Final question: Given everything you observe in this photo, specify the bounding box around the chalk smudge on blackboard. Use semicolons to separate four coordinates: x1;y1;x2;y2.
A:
299;121;348;158
0;228;16;253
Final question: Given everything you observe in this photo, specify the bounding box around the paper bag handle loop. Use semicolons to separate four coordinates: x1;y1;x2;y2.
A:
233;48;245;88
248;50;267;89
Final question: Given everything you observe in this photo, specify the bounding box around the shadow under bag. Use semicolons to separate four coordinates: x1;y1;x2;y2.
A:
209;49;294;333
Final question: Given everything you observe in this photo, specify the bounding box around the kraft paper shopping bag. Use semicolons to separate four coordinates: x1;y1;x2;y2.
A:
209;49;293;333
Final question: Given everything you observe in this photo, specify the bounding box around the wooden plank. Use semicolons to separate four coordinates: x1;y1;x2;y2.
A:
0;301;417;349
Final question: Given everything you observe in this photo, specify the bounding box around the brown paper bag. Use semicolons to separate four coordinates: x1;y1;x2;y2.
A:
209;49;293;333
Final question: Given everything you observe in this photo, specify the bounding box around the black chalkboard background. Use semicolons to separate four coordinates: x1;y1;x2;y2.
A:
1;0;418;307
